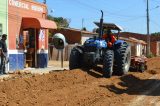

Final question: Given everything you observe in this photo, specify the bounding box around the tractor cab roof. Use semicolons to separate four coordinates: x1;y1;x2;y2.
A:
94;22;123;31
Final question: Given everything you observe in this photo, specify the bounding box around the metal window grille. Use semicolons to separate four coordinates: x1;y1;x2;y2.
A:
0;24;2;35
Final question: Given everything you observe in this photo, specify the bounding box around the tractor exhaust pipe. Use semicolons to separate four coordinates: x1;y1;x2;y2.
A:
99;10;103;38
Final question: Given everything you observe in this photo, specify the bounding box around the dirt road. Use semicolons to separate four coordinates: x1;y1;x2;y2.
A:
0;57;160;106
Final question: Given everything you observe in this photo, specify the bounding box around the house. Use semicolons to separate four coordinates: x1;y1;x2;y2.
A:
0;0;7;36
1;0;57;71
120;32;160;56
51;28;98;44
49;28;97;60
119;37;147;56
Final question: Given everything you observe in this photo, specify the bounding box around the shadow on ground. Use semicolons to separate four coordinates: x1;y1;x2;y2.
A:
82;66;127;78
82;66;103;78
100;74;160;96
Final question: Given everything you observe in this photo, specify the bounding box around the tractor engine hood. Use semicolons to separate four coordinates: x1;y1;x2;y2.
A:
84;38;107;48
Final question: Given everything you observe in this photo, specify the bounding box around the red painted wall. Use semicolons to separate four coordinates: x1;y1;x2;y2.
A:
51;29;82;44
151;42;157;56
8;0;47;50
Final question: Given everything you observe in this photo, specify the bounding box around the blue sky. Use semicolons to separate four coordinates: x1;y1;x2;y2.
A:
38;0;160;34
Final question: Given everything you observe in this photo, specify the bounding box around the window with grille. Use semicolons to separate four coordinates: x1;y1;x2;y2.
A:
0;24;2;35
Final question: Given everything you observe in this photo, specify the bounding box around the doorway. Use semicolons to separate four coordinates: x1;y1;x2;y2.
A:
23;28;38;68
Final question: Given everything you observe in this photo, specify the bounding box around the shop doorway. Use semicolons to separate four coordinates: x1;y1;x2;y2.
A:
23;28;38;68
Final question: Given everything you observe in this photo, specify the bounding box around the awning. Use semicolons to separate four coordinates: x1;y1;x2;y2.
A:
22;17;57;29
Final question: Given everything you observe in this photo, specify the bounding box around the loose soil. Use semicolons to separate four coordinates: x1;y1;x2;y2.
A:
0;57;160;106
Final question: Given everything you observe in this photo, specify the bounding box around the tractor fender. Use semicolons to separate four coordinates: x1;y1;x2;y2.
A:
114;40;126;45
75;46;84;54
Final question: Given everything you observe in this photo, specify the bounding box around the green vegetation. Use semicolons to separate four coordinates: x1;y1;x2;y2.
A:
151;32;160;36
47;15;70;28
147;52;155;58
81;27;87;31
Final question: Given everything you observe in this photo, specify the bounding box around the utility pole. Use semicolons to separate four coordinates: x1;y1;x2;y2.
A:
82;18;84;29
147;0;150;56
43;0;46;4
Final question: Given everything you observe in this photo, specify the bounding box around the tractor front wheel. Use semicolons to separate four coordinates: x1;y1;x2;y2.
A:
103;50;114;78
69;47;83;70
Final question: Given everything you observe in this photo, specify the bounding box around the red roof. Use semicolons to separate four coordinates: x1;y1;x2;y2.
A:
120;32;160;42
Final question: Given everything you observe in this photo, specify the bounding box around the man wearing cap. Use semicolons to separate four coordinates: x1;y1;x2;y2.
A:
0;34;8;74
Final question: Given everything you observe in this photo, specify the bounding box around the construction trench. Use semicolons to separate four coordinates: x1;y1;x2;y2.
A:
0;57;159;106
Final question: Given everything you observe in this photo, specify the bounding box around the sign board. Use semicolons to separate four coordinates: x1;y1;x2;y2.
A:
9;0;44;13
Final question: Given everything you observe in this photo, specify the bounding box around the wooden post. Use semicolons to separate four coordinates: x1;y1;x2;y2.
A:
61;50;63;68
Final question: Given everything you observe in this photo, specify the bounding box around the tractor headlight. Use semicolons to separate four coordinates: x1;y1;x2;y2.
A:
94;42;97;44
85;41;89;44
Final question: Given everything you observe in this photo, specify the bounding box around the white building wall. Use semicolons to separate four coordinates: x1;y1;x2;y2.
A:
135;43;146;56
81;34;97;45
81;36;90;45
157;41;160;56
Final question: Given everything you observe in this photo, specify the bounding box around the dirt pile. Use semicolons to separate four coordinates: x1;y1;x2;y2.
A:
147;57;160;74
0;57;159;106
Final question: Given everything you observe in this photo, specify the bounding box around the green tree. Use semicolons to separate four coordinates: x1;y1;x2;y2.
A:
81;27;87;31
47;15;70;28
151;32;160;36
92;28;99;33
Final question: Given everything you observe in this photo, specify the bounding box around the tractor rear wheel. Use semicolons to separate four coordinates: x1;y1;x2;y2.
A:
103;50;114;78
69;47;83;70
114;43;131;75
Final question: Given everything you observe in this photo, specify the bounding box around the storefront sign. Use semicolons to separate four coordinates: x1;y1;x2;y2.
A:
39;29;45;49
9;0;44;13
39;29;45;41
19;34;24;44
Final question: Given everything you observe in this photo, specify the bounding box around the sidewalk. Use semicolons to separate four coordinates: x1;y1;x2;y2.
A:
0;60;69;80
22;65;69;75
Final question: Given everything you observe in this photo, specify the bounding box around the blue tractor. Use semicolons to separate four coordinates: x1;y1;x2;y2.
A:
69;11;131;78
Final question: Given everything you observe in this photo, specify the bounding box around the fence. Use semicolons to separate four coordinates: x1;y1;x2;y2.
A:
48;44;76;61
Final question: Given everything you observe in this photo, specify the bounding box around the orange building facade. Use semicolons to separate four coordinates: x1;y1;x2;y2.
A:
8;0;57;70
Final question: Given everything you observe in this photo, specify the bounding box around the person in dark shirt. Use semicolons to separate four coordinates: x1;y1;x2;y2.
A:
0;34;8;74
102;30;117;48
1;34;7;54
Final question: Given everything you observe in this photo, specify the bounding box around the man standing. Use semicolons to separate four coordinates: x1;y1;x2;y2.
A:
0;34;8;74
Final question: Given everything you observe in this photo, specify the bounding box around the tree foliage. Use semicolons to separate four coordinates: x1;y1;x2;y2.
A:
93;28;99;33
151;32;160;36
81;27;87;31
47;15;70;28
